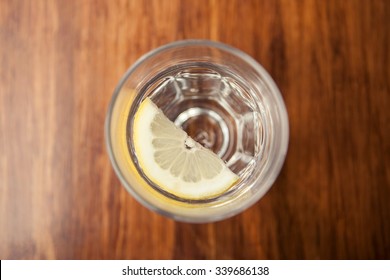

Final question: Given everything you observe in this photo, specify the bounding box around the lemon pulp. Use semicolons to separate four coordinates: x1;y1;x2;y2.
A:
133;97;239;200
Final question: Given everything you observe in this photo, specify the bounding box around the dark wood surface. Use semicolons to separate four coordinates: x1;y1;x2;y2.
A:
1;0;389;259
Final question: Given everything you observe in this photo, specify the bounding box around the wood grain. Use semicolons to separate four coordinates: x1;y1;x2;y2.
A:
0;0;389;259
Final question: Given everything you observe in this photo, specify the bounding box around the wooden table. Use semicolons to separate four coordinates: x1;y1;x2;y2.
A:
1;0;389;259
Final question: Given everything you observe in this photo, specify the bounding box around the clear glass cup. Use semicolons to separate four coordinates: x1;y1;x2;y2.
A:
105;40;289;222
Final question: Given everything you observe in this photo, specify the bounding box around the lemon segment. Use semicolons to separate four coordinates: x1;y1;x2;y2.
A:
133;97;239;200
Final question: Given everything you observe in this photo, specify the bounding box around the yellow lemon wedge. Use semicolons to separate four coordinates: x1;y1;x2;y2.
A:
133;97;239;200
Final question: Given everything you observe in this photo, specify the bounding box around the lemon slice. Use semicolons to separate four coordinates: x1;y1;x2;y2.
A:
133;97;239;200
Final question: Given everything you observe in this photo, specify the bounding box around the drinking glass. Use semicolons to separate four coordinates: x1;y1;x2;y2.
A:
105;40;289;222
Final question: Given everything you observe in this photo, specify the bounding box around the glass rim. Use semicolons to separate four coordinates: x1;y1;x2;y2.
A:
105;39;289;222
